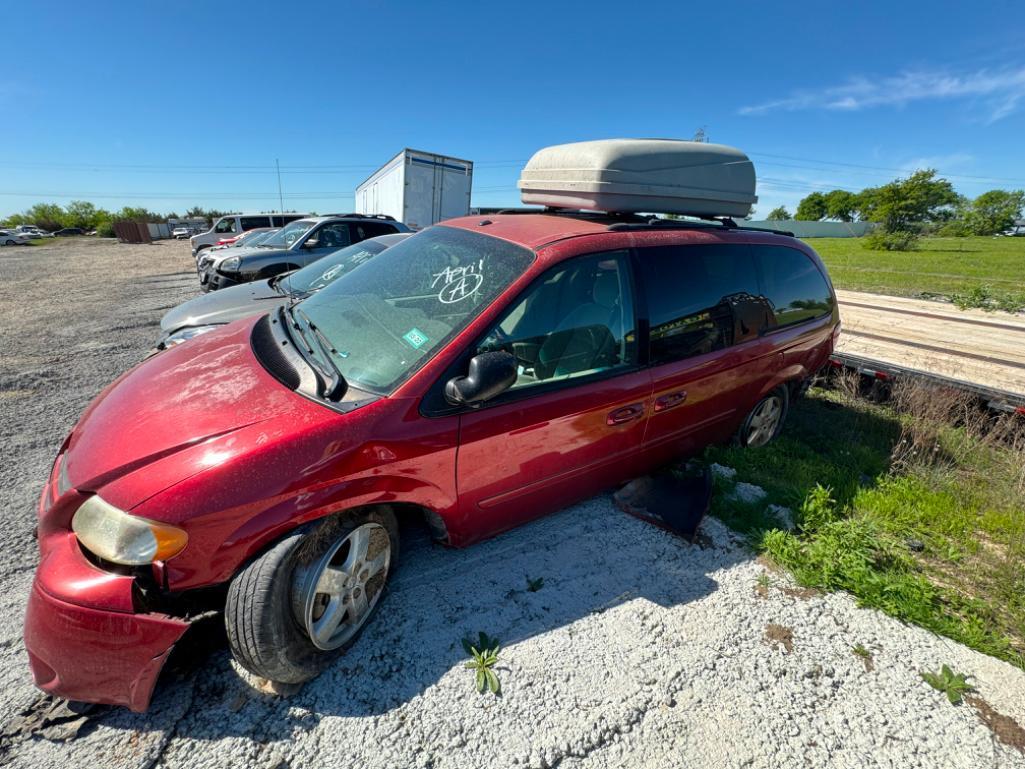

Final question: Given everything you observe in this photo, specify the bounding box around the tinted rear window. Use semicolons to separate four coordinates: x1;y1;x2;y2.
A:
754;245;834;328
638;244;761;364
638;242;833;364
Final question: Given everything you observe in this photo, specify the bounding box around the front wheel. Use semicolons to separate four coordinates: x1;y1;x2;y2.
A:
735;386;789;448
225;507;399;684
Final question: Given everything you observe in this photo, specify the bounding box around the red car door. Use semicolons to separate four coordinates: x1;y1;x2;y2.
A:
634;242;781;467
451;250;652;541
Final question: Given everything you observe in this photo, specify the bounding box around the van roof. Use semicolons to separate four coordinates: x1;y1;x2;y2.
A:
439;211;795;251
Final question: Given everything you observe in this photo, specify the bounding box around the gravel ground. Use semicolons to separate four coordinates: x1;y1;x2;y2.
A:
2;238;1025;768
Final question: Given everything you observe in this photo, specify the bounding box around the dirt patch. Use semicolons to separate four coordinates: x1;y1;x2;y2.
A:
967;695;1025;754
779;585;821;601
764;623;794;653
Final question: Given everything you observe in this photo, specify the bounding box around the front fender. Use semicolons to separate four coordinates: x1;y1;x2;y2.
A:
220;470;456;580
133;398;459;591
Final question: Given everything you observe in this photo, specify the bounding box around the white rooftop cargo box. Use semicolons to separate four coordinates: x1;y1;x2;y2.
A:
355;149;473;230
518;139;757;218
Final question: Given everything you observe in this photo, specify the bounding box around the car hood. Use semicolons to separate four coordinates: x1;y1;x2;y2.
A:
160;278;286;334
201;245;263;262
63;318;317;501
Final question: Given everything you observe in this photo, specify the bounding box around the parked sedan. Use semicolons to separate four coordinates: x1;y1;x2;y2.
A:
171;227;192;239
158;233;411;349
52;227;85;236
0;229;31;245
16;226;53;238
200;214;407;291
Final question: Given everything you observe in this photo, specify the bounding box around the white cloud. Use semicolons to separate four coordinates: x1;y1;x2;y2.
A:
740;66;1025;123
896;152;974;176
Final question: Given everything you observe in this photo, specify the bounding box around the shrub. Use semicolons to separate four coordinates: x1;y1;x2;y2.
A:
95;220;116;238
864;229;919;251
935;220;971;237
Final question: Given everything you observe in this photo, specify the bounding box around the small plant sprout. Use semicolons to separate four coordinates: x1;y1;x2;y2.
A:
526;576;544;592
463;632;501;695
851;644;874;671
921;664;974;704
756;573;772;589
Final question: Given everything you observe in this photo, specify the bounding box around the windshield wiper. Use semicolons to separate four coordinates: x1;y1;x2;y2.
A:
269;274;287;294
288;307;347;400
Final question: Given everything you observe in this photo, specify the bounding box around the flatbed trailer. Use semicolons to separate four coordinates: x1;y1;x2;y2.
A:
831;290;1025;415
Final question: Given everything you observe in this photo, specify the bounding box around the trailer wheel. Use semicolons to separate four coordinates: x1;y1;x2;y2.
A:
735;386;789;448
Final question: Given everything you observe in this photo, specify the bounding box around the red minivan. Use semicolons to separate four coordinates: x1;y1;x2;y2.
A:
26;212;839;710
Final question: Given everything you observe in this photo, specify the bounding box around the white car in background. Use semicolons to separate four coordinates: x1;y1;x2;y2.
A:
15;225;53;238
0;229;31;245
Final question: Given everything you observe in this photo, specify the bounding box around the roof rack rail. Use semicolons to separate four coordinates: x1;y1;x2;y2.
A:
606;217;794;237
486;208;795;237
323;213;397;221
494;207;650;223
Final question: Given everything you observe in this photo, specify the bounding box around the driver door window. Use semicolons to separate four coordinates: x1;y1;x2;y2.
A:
479;251;636;392
214;218;237;234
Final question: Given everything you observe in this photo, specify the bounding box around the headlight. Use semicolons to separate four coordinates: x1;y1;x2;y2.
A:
163;324;220;348
220;256;241;272
72;495;188;565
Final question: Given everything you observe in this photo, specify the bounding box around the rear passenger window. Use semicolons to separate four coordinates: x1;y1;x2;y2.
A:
755;246;834;329
640;244;768;365
355;222;398;239
240;216;271;230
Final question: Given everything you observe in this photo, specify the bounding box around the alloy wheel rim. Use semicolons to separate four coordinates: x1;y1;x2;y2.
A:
292;522;391;650
746;396;783;447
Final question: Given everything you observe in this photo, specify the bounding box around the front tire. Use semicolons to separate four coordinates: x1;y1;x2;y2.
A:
225;507;399;684
735;386;789;448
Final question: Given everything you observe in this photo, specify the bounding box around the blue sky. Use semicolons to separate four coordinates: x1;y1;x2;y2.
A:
2;0;1024;219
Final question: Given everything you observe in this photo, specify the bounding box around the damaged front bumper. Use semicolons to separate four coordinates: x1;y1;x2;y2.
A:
24;532;190;712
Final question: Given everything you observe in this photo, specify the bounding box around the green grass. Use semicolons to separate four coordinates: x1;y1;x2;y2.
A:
808;236;1025;310
705;386;1025;668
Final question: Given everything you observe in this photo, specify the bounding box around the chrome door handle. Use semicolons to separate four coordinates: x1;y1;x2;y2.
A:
607;403;644;426
654;391;687;412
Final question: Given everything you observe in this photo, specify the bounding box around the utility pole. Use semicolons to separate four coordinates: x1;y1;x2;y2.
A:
276;158;284;213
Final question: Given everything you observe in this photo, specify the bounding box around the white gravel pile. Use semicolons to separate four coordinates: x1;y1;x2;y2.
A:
4;498;1025;768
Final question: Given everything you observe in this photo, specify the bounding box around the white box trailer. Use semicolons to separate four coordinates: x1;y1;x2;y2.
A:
355;149;473;230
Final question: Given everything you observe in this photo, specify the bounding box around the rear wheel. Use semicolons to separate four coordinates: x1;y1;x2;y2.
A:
225;507;398;684
735;387;789;448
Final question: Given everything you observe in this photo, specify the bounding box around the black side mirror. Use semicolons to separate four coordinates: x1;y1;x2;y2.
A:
445;351;517;406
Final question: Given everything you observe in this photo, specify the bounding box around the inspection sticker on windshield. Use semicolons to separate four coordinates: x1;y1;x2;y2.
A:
402;327;429;350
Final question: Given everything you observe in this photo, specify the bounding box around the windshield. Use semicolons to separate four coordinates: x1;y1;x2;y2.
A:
237;228;275;247
282;238;390;295
259;219;315;249
294;226;534;394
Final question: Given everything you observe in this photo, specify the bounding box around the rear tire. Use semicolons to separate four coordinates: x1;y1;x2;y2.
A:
225;507;399;684
735;386;789;448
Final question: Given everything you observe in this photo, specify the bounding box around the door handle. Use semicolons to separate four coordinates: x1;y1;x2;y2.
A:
654;391;688;412
606;403;645;426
